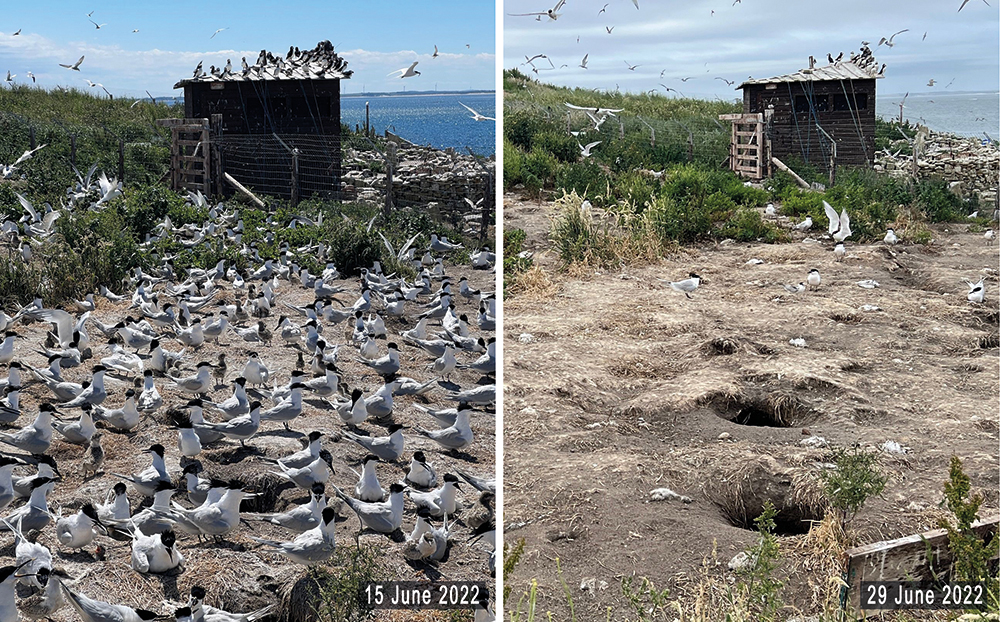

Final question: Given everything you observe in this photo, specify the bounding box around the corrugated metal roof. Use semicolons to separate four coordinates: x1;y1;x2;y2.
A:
738;58;883;89
174;40;351;89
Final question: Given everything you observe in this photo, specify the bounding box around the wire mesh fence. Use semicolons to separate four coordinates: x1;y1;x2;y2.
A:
0;109;494;240
0;110;171;203
215;133;343;201
504;97;735;169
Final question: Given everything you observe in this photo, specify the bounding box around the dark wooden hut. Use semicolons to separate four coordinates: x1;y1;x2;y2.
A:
724;48;883;180
169;40;352;201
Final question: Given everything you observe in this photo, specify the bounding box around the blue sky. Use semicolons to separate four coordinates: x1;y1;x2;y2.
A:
0;0;496;97
505;0;999;99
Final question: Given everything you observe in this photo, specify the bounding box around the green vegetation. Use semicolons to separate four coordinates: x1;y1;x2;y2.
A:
938;456;999;607
503;227;533;296
621;576;672;621
818;445;888;530
504;538;526;601
728;501;784;621
504;73;981;278
504;68;738;207
0;84;181;205
0;88;487;307
311;545;388;622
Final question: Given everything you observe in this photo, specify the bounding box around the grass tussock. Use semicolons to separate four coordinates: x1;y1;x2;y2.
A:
506;265;558;300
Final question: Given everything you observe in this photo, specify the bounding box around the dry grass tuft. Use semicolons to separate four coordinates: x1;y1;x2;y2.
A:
829;312;861;324
703;337;740;356
840;360;867;373
278;568;321;622
705;455;827;534
978;333;999;349
507;265;559;300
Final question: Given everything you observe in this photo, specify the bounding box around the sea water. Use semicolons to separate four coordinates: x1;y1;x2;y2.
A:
342;92;496;155
877;91;1000;139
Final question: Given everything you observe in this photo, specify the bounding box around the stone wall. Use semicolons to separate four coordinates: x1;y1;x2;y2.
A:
874;132;999;207
339;132;495;234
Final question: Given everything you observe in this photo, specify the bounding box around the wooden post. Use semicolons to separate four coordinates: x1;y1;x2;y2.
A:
210;114;223;197
118;138;125;183
224;172;265;208
28;126;35;150
365;101;370;136
843;516;998;613
384;141;396;218
481;174;493;243
829;142;837;187
771;156;812;190
70;134;77;168
619;119;625;140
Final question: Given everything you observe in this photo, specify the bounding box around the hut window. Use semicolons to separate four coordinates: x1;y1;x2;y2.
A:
316;96;332;116
794;95;829;113
833;93;868;111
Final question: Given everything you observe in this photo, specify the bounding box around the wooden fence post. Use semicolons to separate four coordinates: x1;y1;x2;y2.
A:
481;173;493;243
210;114;223;197
29;126;35;150
365;102;370;136
384;141;396;218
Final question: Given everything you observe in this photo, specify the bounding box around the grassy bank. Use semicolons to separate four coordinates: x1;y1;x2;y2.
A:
503;72;985;286
0;87;488;307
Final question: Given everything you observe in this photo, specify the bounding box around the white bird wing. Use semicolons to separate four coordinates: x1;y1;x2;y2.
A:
459;102;477;115
41;209;61;231
839;208;851;238
823;200;840;234
13;144;45;166
398;232;421;259
34;308;74;345
508;11;547;15
75;311;90;334
16;193;39;222
584;141;602;150
377;232;396;259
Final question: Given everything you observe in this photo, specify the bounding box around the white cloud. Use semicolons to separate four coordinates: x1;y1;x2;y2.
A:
0;32;494;97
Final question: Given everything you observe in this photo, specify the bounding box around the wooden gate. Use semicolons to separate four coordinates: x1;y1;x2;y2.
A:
720;112;770;179
156;118;211;195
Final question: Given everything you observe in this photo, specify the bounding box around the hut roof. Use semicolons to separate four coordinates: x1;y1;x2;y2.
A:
174;40;352;89
738;48;883;89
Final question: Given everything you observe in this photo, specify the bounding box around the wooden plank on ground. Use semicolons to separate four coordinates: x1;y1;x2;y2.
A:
224;172;266;208
770;156;812;189
843;516;998;613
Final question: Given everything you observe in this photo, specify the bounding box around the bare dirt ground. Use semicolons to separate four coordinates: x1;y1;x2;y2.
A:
503;192;999;620
1;258;495;621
